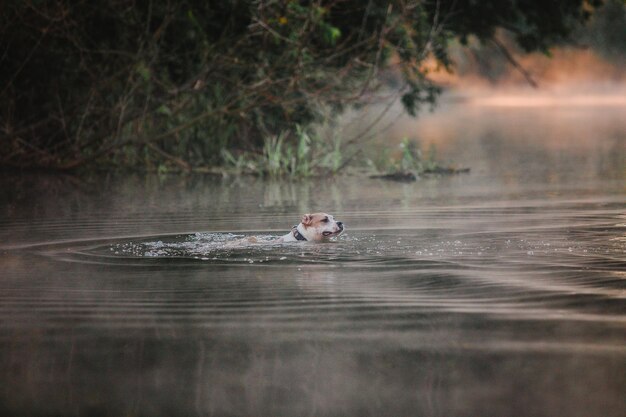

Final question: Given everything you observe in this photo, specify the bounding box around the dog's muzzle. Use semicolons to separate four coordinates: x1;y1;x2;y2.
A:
322;221;344;237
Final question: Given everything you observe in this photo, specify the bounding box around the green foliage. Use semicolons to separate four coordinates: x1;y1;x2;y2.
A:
366;138;443;176
400;138;421;172
222;125;345;177
263;133;288;177
0;0;604;171
397;138;440;173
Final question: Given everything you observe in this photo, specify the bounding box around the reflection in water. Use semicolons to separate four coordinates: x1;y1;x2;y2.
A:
0;105;624;417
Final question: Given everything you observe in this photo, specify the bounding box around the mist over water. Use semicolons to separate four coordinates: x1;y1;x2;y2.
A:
0;102;625;416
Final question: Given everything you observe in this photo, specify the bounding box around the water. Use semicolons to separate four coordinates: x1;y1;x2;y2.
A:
1;105;625;417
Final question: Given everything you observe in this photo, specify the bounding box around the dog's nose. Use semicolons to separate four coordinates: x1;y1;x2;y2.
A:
337;221;344;228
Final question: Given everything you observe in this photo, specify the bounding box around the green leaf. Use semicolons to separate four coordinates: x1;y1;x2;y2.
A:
136;62;150;81
157;105;172;116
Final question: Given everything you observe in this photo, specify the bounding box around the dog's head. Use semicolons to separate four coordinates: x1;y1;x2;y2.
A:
299;212;344;241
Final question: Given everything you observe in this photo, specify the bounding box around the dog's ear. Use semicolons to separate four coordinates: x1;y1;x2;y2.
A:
301;214;313;227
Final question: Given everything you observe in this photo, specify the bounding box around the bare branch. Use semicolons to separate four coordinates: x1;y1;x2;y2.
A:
491;38;539;88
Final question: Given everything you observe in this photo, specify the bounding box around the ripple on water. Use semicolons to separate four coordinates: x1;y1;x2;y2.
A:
0;218;622;362
53;231;489;269
32;229;625;305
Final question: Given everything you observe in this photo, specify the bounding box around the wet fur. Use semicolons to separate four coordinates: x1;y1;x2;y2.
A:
223;212;344;247
278;212;344;242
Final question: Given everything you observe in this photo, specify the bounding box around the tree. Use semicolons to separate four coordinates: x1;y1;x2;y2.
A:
0;0;604;171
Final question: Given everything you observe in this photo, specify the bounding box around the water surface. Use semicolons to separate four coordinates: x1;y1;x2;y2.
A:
1;105;624;417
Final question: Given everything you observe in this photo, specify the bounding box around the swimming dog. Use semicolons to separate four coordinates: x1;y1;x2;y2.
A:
279;213;344;242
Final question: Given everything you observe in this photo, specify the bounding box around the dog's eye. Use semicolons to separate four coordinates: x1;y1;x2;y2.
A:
321;217;329;223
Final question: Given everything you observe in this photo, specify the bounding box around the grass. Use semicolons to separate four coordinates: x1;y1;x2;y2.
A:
364;137;462;180
221;125;461;180
221;124;346;177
